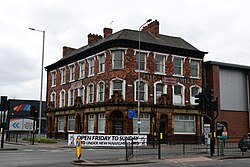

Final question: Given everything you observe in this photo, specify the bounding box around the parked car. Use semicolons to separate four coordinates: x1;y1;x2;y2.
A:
238;133;250;152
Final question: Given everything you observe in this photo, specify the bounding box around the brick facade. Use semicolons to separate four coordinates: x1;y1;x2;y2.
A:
45;21;206;143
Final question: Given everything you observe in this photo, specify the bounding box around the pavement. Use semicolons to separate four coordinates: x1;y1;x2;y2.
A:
2;139;250;166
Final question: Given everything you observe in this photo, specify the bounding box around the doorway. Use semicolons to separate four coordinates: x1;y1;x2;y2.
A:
110;110;124;135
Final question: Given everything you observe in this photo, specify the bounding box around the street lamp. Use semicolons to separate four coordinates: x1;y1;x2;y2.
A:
29;28;45;143
138;19;152;135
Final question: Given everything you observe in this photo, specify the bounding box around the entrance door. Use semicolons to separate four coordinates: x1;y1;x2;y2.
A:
113;121;123;135
110;110;124;135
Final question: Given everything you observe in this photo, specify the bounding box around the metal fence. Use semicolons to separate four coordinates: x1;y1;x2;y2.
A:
125;139;250;159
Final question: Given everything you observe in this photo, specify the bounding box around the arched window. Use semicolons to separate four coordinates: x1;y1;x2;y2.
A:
110;78;126;99
78;86;85;105
51;92;56;108
135;80;148;102
190;85;201;105
97;81;105;102
60;90;66;107
68;89;75;106
173;83;185;105
87;83;94;103
154;82;167;104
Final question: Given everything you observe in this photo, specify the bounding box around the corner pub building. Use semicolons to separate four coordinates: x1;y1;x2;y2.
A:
45;20;207;143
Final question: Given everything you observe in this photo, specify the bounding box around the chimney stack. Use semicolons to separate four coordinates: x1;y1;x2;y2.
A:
88;33;103;45
63;46;76;57
103;28;113;38
142;20;160;37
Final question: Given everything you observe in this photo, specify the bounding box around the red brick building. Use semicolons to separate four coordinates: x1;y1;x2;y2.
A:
204;61;250;142
45;20;207;143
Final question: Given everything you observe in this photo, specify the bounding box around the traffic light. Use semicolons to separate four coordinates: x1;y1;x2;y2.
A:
30;106;38;118
0;96;9;111
206;88;215;110
194;92;203;108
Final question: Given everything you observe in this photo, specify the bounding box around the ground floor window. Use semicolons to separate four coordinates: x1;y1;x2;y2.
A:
174;115;195;134
133;113;150;134
88;114;94;133
98;113;105;133
58;116;64;132
68;115;75;132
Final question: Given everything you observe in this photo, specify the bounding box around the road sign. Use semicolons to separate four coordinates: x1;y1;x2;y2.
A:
128;109;135;118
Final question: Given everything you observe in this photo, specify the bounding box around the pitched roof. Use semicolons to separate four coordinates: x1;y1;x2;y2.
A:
46;29;206;70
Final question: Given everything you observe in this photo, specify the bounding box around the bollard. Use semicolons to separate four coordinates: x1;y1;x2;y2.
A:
75;137;83;160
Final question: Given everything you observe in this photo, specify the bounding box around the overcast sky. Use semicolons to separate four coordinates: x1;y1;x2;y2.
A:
1;0;250;101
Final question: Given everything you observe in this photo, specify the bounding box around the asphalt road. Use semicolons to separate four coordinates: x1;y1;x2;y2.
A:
1;143;250;167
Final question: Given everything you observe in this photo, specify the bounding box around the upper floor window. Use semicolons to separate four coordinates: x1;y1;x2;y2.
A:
51;92;56;108
155;82;166;104
87;83;94;103
135;80;148;102
110;78;126;100
51;71;56;86
60;67;66;84
68;89;74;106
98;53;105;73
79;61;85;79
173;57;183;76
97;81;105;102
136;52;147;71
155;54;165;73
59;90;66;107
190;85;201;105
173;84;184;105
112;50;124;69
190;60;199;78
78;86;85;105
69;64;75;81
88;57;95;76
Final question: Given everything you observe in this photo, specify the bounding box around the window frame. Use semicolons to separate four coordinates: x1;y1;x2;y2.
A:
67;115;75;132
78;60;85;79
98;113;105;133
59;90;66;107
172;83;185;105
88;114;94;133
110;78;126;100
60;67;66;84
69;63;75;82
133;113;150;134
174;115;196;134
51;70;56;87
111;49;125;69
58;116;64;132
87;56;95;77
51;92;56;108
190;85;201;105
135;50;148;72
172;56;184;77
87;83;94;103
154;81;167;104
97;81;105;102
190;59;200;78
68;89;75;106
78;86;85;105
98;53;105;73
154;53;167;74
134;80;148;102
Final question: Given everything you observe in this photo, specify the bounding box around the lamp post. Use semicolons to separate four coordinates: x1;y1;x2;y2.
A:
29;28;45;143
138;19;152;135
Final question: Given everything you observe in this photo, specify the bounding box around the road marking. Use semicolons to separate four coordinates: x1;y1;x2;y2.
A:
166;156;212;163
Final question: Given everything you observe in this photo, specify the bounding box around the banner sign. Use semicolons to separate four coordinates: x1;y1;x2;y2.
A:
68;134;147;147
